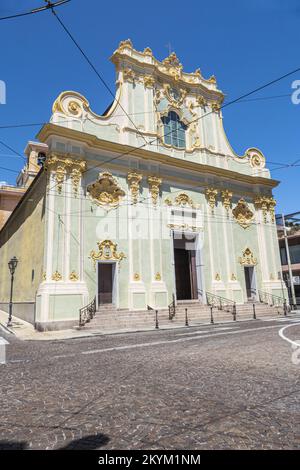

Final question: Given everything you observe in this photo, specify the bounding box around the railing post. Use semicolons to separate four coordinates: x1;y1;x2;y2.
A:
233;302;237;321
185;308;189;327
155;310;159;329
210;306;214;324
253;303;256;320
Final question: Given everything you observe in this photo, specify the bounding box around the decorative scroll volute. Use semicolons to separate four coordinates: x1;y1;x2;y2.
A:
232;198;254;229
127;172;142;204
89;240;126;270
148;176;162;205
87;172;125;207
238;248;257;266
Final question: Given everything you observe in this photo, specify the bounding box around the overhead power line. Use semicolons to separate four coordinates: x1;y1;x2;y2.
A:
0;0;71;21
0;140;24;159
49;7;150;148
1;3;300;191
0;92;294;131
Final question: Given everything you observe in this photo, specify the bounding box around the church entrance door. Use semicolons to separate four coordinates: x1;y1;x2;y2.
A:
174;236;198;300
98;263;114;305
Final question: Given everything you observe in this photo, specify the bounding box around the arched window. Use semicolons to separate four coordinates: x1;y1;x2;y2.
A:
161;111;187;148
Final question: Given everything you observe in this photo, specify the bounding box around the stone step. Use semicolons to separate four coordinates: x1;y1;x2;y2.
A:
80;301;283;331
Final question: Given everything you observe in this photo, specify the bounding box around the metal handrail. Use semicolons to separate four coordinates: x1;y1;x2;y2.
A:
258;290;286;306
206;291;237;319
258;290;289;315
79;296;96;327
168;293;176;320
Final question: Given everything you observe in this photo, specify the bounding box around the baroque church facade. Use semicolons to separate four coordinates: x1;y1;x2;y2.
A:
0;40;285;330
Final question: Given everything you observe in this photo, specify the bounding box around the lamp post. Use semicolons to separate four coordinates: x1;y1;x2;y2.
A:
7;256;18;327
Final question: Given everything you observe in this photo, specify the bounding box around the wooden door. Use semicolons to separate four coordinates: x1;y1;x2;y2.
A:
98;263;113;304
174;248;192;300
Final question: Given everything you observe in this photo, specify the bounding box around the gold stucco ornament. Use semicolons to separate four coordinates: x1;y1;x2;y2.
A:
89;240;126;270
68;101;81;116
245;148;266;169
174;193;196;208
238;248;257;266
221;190;233;214
87;172;125;207
133;273;141;281
52;271;62;281
143;75;155;88
69;271;79;281
127;172;142;204
155;272;162;281
205;187;218;213
45;153;86;195
253;195;276;223
148;176;162;205
232;198;254;229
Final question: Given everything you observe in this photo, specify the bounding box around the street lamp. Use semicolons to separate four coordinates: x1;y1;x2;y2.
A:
7;256;18;327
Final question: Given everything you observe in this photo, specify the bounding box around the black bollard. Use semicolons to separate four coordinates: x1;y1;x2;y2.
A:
233;303;237;321
253;303;257;320
210;306;214;324
155;310;159;329
185;308;189;327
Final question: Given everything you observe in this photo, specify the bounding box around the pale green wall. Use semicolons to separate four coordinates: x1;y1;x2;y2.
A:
0;173;46;303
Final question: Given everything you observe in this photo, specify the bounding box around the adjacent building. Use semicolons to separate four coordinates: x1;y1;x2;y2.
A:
277;212;300;305
0;40;286;330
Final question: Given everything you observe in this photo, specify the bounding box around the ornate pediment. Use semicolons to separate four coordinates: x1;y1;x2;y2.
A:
238;248;257;266
87;172;125;207
89;240;126;270
232;198;254;229
164;192;198;209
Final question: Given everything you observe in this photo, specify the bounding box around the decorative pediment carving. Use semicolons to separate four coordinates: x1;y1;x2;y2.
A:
87;172;125;207
89;240;126;270
164;192;198;209
163;84;187;108
175;193;194;207
232;198;254;229
238;248;257;266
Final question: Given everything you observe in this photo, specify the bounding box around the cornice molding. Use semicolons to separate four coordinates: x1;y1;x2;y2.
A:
37;124;279;189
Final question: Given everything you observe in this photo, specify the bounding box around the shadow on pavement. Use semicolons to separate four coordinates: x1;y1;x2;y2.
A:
0;433;110;450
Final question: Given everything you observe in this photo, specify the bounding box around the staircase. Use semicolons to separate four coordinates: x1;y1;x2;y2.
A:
77;299;284;333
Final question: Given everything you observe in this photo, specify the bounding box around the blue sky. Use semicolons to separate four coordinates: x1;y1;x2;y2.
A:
0;0;299;213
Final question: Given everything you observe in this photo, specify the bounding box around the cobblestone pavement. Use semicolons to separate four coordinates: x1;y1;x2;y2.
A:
0;317;299;450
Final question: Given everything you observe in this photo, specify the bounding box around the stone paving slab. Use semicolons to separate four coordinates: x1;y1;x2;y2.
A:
0;319;299;449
